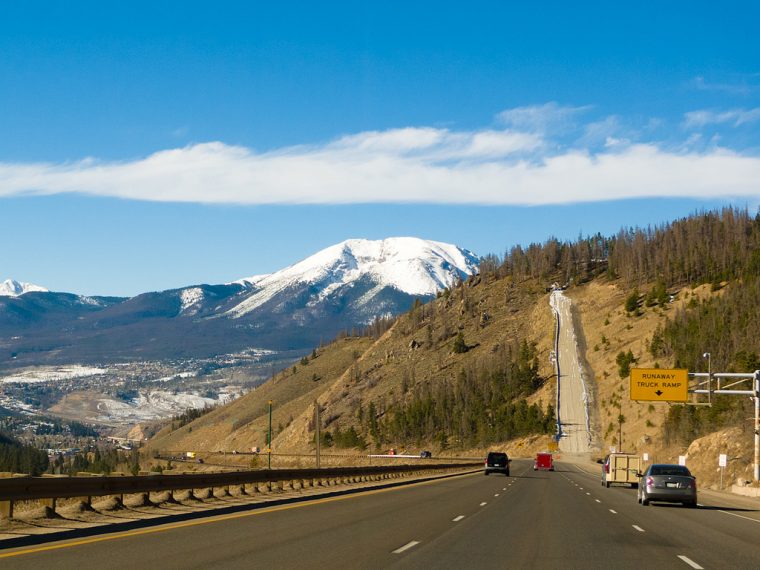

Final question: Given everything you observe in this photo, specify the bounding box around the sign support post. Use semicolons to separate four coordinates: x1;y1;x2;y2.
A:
754;371;759;482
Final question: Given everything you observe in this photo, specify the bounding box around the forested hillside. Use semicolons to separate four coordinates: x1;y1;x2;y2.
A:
485;207;760;288
0;432;48;475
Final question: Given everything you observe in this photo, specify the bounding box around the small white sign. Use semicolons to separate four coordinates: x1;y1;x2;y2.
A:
643;452;649;461
678;455;687;466
719;454;727;467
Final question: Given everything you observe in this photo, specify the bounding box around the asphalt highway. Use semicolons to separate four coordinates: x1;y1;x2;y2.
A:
2;459;759;569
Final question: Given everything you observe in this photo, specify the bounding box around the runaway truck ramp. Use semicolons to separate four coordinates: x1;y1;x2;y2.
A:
550;290;592;454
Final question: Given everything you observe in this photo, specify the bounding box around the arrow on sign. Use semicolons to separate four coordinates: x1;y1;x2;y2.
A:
655;390;663;396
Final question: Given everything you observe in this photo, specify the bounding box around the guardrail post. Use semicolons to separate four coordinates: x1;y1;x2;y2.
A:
41;497;56;516
0;500;13;519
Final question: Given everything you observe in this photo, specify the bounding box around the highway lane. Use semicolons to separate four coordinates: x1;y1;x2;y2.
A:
558;462;760;569
0;463;527;570
2;459;759;569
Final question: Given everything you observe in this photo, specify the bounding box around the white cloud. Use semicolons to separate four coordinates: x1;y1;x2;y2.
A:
497;102;591;133
1;109;759;206
691;76;755;96
684;108;760;128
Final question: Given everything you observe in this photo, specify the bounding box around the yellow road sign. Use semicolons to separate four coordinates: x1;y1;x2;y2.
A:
630;368;688;402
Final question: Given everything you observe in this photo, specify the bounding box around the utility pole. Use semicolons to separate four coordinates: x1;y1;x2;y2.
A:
315;400;321;468
267;400;273;469
755;371;759;482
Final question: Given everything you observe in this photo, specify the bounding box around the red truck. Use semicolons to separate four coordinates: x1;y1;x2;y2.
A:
533;452;554;471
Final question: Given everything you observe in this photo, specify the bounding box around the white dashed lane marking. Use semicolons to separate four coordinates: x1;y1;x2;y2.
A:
609;509;617;514
632;525;645;532
480;502;487;506
595;499;601;503
393;541;420;554
452;515;465;522
677;555;703;569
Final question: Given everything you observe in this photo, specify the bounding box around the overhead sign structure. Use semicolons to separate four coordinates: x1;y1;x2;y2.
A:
630;368;689;402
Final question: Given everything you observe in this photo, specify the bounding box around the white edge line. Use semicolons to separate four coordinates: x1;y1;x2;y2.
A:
718;509;760;524
677;555;704;569
452;515;465;522
632;525;645;532
392;541;420;554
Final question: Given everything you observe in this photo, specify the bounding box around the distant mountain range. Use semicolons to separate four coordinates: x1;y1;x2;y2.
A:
0;238;479;367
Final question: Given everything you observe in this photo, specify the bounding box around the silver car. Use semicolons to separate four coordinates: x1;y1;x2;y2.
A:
637;464;697;507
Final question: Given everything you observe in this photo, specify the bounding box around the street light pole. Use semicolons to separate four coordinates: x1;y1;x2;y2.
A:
315;400;321;469
267;400;273;469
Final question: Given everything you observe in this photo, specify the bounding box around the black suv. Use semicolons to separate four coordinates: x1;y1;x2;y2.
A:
484;451;510;476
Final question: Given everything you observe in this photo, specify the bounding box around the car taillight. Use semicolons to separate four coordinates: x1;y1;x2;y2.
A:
605;464;609;473
646;477;654;487
689;479;697;489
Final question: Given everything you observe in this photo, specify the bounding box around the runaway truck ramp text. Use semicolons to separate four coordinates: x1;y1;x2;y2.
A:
629;368;689;402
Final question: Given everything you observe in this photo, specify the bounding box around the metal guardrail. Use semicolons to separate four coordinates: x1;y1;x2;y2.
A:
0;462;479;518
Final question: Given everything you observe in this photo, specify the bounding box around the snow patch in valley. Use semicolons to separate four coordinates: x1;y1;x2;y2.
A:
1;366;108;384
151;371;196;383
95;388;241;423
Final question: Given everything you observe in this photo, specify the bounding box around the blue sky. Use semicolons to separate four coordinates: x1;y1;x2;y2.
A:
1;2;759;296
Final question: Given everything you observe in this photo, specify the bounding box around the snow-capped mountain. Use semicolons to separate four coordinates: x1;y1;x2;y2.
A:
0;279;48;297
228;238;478;318
0;238;479;366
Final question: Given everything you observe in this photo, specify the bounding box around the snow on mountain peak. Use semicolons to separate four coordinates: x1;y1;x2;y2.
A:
0;279;48;297
227;237;479;318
